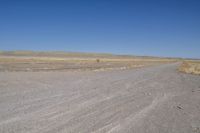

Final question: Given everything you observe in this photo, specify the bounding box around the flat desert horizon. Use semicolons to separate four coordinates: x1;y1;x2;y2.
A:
1;0;200;133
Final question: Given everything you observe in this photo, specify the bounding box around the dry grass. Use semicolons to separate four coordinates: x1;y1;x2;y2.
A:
179;61;200;75
0;51;177;72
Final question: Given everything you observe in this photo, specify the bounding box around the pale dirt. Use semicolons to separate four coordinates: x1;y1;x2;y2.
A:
0;63;200;133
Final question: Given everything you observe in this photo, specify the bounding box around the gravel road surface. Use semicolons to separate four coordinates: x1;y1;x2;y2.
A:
0;63;200;133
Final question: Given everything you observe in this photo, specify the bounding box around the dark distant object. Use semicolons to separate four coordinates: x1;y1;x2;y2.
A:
96;59;100;63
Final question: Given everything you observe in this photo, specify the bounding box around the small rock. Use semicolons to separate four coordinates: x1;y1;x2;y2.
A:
177;106;183;110
193;127;200;133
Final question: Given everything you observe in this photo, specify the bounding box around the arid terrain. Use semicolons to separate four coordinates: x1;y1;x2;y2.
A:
179;61;200;75
0;51;200;133
0;51;176;72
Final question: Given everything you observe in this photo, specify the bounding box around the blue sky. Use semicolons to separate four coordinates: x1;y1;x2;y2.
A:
0;0;200;58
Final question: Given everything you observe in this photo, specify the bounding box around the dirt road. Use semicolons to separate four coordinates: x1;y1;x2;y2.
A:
0;63;200;133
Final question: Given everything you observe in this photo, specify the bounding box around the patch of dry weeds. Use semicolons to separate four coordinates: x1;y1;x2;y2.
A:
179;61;200;75
0;52;177;72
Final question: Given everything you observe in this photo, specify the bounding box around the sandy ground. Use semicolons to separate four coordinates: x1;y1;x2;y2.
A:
0;63;200;133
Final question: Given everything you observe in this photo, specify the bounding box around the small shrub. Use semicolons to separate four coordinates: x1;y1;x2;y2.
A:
96;59;100;63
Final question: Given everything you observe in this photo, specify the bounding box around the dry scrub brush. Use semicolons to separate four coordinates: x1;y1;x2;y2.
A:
179;61;200;75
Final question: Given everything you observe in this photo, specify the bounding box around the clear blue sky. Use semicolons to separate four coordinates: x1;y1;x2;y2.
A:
0;0;200;58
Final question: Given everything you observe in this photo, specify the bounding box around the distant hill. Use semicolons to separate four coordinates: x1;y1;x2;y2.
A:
0;50;182;60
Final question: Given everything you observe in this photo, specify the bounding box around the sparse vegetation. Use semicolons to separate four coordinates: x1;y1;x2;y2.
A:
179;61;200;75
96;59;100;63
0;51;177;72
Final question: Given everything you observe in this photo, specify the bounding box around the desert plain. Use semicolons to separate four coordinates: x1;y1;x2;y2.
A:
0;51;200;133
